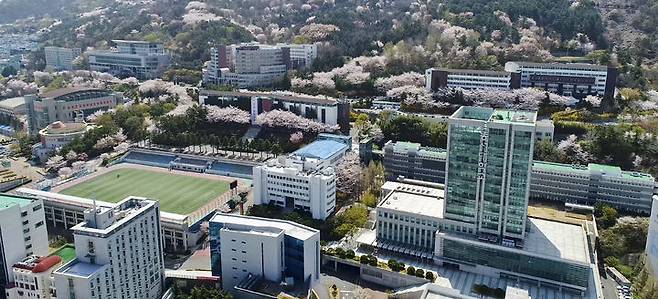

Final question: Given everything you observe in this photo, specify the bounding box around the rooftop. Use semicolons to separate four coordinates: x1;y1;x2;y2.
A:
41;121;90;135
55;259;104;278
435;67;512;76
0;97;26;110
506;61;609;71
200;89;338;105
51;244;77;264
532;161;655;183
210;214;318;241
379;183;445;219
451;106;537;125
40;87;109;99
0;194;34;209
292;139;348;160
523;217;589;264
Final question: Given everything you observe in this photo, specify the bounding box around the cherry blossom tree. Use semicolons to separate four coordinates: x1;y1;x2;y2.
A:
206;106;250;124
46;155;64;169
557;135;593;164
374;72;424;92
58;167;73;179
65;150;78;161
299;23;339;41
289;131;304;144
255;110;338;133
334;151;363;196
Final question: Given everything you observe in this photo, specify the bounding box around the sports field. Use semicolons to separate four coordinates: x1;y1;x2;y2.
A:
60;168;230;215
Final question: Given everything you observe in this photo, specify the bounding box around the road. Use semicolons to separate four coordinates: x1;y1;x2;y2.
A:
600;274;620;299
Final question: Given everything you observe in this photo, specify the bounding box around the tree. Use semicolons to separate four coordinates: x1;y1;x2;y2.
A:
415;268;425;278
425;271;435;281
594;203;619;229
406;266;416;275
533;139;560;162
1;66;17;77
360;191;378;208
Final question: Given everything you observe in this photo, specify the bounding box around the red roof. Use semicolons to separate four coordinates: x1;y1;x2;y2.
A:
32;256;62;273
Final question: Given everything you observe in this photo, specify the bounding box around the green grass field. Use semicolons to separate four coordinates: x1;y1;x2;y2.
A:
60;168;230;215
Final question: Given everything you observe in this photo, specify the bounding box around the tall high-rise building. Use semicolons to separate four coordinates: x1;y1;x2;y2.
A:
52;197;164;299
444;106;537;240
0;194;49;295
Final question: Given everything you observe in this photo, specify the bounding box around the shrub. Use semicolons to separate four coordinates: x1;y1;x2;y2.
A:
406;266;416;275
387;259;405;272
415;268;425;278
335;247;345;259
425;271;435;281
344;250;355;259
360;255;370;264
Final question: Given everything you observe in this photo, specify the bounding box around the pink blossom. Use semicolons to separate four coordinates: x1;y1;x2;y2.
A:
255;110;338;133
206;106;251;124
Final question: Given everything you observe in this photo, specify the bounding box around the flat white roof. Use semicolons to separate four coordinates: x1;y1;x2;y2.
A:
524;217;589;264
210;214;318;241
379;184;444;219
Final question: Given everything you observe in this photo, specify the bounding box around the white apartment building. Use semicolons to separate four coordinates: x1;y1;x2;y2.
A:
44;47;81;71
0;194;49;290
209;214;320;295
87;40;170;80
505;61;617;99
6;255;62;299
425;68;521;92
25;87;123;134
53;197;165;299
252;156;336;220
531;162;656;213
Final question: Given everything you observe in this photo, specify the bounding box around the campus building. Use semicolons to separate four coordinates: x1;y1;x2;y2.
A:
209;214;320;296
52;197;165;299
434;217;596;293
32;121;93;161
535;119;555;142
5;255;62;299
25;87;123;134
444;106;537;240
44;47;81;71
277;43;317;69
204;43;291;88
376;181;445;255
199;89;351;132
425;68;520;92
87;40;171;80
505;61;617;100
0;97;27;136
531;161;656;214
0;194;49;293
383;141;446;183
252;134;350;220
15;188;202;252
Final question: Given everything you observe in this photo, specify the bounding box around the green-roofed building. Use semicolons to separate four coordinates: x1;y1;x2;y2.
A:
0;194;49;291
383;141;447;184
531;161;656;213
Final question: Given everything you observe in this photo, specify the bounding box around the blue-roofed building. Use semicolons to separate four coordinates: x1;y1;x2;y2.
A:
252;134;350;220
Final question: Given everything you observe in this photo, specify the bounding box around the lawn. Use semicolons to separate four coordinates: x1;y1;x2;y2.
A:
60;168;230;215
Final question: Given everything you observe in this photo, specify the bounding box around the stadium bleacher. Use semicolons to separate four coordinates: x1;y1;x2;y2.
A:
208;161;253;178
123;151;176;167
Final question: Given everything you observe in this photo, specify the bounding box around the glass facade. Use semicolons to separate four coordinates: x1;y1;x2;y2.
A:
445;107;535;239
445;124;481;224
504;131;533;236
441;238;589;288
